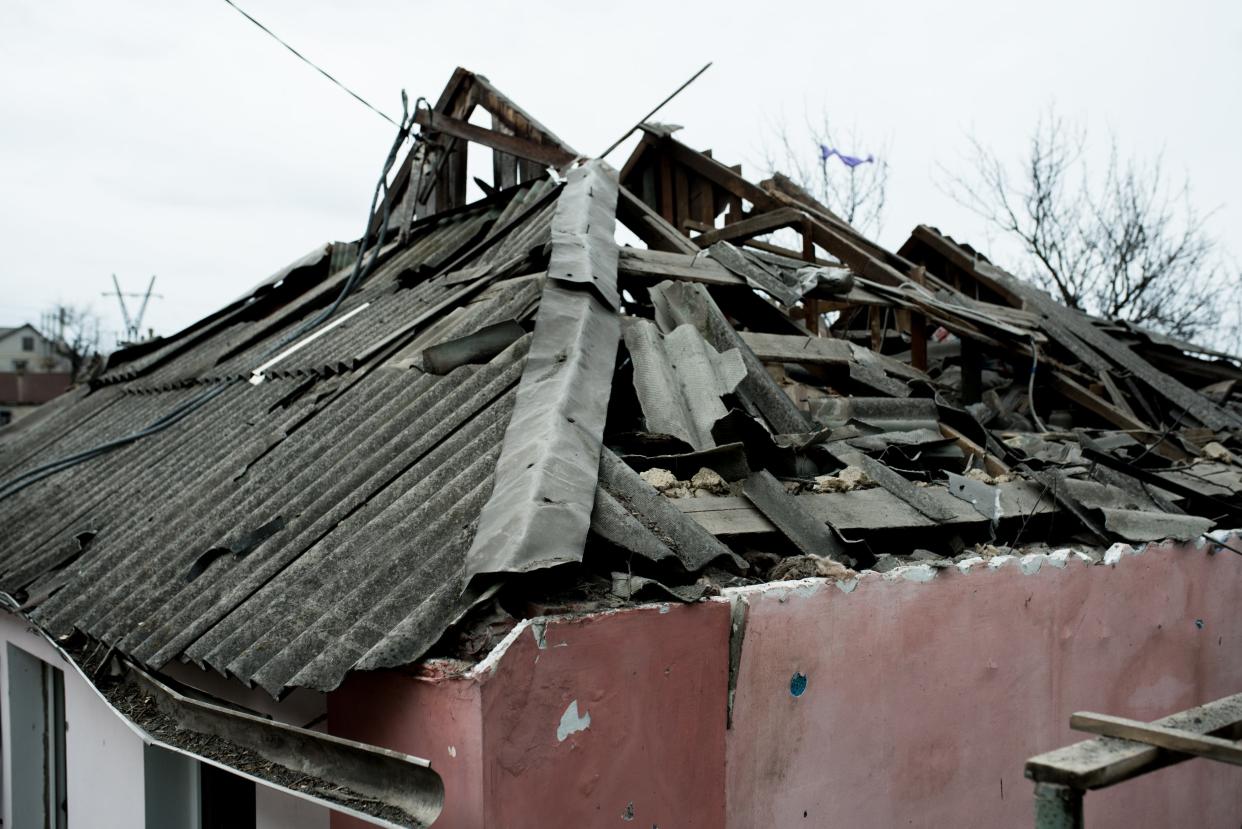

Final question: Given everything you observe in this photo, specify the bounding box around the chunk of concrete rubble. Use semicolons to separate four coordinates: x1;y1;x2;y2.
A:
638;467;706;499
813;465;872;493
640;467;679;491
871;553;904;573
690;467;730;495
769;554;857;582
964;467;1012;484
1203;441;1235;464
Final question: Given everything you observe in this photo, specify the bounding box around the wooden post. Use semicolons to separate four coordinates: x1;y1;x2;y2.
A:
1033;783;1083;829
801;218;819;335
868;306;884;353
909;266;928;371
658;154;675;224
961;337;983;404
490;114;518;191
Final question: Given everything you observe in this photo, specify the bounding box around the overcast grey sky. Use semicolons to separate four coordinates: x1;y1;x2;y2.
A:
3;0;1239;347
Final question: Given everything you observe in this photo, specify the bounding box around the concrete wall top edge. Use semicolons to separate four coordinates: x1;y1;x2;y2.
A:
394;531;1242;688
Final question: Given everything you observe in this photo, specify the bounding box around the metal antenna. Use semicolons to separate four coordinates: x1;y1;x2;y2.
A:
103;275;163;344
598;62;713;160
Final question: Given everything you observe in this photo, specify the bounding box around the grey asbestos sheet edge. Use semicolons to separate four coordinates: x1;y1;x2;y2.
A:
463;162;622;578
742;469;854;566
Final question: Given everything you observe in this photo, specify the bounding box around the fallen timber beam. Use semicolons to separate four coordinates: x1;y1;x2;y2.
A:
693;206;807;247
617;185;700;254
910;226;1242;432
617;247;743;287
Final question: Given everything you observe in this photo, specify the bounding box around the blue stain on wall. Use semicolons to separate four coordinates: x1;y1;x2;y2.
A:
790;672;808;697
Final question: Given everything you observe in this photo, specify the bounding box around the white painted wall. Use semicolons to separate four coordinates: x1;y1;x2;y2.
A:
257;784;332;829
0;613;145;829
0;614;333;829
0;326;70;373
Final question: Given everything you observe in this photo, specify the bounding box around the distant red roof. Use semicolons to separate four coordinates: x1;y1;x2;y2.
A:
0;372;72;405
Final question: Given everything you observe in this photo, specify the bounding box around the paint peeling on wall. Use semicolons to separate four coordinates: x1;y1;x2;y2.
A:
556;699;591;742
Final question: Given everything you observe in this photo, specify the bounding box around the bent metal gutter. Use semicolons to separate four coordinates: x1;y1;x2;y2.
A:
0;596;443;828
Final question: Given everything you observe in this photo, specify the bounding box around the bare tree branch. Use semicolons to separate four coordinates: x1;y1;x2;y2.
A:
941;108;1238;347
39;304;102;382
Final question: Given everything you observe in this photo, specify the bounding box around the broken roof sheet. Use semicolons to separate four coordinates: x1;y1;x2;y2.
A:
2;67;1241;704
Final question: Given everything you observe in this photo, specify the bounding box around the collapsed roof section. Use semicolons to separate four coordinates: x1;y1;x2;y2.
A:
1;67;1240;709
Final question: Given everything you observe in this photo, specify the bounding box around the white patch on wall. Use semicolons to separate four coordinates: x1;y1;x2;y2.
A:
556;699;591;742
447;746;457;758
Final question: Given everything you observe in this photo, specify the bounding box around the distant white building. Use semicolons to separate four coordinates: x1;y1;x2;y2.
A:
0;324;74;425
0;324;71;374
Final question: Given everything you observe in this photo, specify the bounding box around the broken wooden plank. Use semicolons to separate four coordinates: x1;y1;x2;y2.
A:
1027;692;1242;790
617;247;741;287
617;185;700;254
1049;373;1150;432
1098;371;1138;419
1069;712;1242;767
940;423;1010;478
693;207;805;247
738;332;852;365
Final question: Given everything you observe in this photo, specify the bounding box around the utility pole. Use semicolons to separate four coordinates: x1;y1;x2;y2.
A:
102;275;162;346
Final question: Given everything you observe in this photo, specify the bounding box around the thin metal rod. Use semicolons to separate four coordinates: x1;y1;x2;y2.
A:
598;62;713;159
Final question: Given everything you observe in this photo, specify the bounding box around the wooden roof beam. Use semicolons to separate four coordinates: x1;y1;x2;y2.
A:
412;110;578;169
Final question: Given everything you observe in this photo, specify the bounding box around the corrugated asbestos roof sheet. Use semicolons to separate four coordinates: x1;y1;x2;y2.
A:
0;163;709;697
0;177;567;695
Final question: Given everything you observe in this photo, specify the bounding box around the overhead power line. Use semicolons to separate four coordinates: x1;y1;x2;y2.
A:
218;0;398;126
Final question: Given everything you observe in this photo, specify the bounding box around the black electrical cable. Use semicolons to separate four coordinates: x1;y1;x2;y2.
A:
269;91;412;351
0;99;415;502
0;383;231;500
218;0;398;127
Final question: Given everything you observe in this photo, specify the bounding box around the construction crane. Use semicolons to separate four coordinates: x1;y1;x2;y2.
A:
102;275;162;345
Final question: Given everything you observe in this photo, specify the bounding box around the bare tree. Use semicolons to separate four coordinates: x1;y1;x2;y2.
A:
764;111;889;236
40;304;102;381
944;110;1239;346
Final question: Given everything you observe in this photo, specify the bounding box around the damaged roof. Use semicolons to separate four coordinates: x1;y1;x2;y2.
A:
2;67;1241;701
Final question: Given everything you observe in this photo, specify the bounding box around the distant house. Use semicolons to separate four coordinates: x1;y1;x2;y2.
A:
0;324;73;424
0;324;70;374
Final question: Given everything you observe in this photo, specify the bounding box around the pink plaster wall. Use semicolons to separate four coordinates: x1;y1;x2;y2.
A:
330;667;485;829
329;539;1242;828
477;602;730;829
329;601;731;828
725;540;1242;828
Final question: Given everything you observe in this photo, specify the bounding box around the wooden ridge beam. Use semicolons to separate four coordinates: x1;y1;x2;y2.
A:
413;109;578;168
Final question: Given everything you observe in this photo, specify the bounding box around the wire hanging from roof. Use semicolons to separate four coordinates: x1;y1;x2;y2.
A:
0;96;416;501
217;0;399;127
